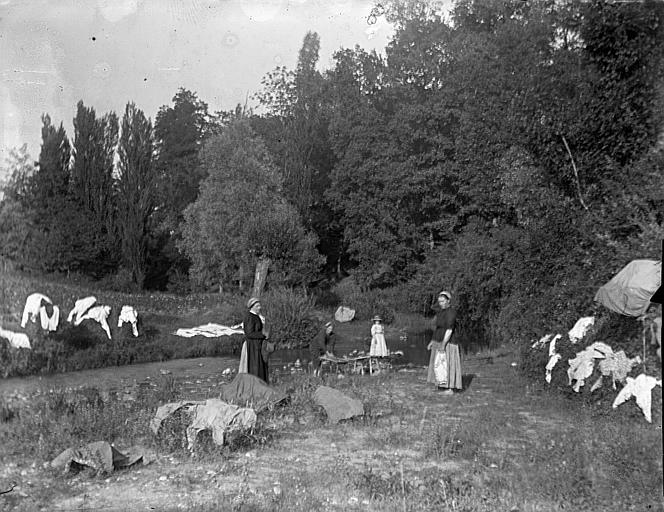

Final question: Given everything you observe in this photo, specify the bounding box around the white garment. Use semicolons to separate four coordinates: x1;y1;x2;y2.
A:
568;316;595;344
118;305;139;337
567;342;613;392
67;296;97;324
174;323;244;338
531;333;553;349
238;341;248;373
0;328;31;349
370;323;388;357
39;305;60;332
612;373;662;423
545;353;561;384
548;334;562;357
76;305;112;340
21;293;52;328
597;351;641;389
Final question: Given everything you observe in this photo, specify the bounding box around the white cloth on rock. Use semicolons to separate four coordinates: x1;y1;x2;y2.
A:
21;293;52;328
150;399;256;450
174;323;244;338
612;373;662;423
0;327;31;349
76;305;112;339
118;305;139;337
568;316;595;344
67;296;97;324
39;305;60;332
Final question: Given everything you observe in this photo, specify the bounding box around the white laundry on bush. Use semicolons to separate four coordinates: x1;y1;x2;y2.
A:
0;327;31;349
118;306;139;337
568;316;595;344
67;296;97;324
612;374;662;423
76;305;112;340
39;304;60;332
21;293;52;328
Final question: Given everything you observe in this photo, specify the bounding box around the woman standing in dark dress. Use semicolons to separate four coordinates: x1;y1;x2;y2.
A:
427;290;462;394
243;297;269;383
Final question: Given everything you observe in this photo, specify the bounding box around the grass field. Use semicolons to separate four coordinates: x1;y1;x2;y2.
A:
0;349;661;512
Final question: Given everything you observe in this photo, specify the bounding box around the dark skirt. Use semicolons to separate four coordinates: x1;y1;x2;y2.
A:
247;338;269;384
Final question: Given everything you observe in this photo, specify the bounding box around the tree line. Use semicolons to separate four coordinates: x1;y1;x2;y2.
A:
1;0;663;342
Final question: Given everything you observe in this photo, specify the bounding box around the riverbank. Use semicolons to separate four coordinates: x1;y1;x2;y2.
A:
0;347;661;512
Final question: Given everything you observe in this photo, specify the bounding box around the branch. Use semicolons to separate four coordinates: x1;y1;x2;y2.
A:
561;136;589;211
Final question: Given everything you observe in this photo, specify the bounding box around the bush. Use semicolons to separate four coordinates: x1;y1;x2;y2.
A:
331;277;396;323
260;286;318;348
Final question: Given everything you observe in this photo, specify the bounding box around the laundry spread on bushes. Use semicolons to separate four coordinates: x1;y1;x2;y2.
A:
67;296;97;324
612;374;662;423
0;328;31;349
21;293;53;329
76;305;112;340
174;323;244;338
567;316;595;344
118;305;139;337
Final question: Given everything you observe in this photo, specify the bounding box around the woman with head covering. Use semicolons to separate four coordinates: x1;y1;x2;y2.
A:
243;297;270;383
427;290;462;394
369;315;388;357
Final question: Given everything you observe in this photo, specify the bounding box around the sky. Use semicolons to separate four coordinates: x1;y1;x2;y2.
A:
0;0;397;166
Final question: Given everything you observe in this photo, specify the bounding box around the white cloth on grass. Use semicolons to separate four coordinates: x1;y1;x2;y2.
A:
118;305;139;337
174;323;244;338
0;327;31;349
567;342;613;392
39;305;60;332
67;296;97;324
612;374;662;423
21;293;52;328
76;305;112;340
568;316;595;344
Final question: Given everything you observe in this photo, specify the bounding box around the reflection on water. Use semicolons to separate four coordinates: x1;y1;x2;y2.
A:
270;330;432;367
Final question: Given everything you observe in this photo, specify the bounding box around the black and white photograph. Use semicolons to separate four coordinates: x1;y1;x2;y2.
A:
1;0;663;510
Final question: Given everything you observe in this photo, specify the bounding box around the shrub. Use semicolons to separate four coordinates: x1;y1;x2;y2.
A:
260;286;318;348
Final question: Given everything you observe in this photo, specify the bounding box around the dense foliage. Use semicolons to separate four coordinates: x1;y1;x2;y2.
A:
0;0;662;349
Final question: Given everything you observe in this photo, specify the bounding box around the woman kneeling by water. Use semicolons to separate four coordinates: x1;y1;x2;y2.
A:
427;290;462;394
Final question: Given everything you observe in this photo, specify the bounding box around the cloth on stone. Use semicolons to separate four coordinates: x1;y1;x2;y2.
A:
76;305;112;340
118;305;139;337
334;306;355;323
175;323;244;338
612;373;662;423
49;441;153;475
150;399;257;450
567;342;613;392
39;304;59;332
67;296;97;324
218;373;287;412
313;386;364;424
568;316;595;344
0;328;31;349
21;293;52;328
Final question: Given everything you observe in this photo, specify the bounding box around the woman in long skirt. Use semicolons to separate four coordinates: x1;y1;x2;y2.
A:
427;290;462;394
243;297;269;383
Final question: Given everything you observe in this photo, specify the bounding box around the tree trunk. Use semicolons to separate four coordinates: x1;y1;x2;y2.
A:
252;256;271;298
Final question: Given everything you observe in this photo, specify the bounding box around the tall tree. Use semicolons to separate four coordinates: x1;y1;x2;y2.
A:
179;118;323;292
70;100;120;274
116;102;156;288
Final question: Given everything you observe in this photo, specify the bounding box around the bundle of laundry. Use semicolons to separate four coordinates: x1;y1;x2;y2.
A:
174;323;244;338
118;305;139;337
21;293;59;331
567;342;640;393
0;327;31;349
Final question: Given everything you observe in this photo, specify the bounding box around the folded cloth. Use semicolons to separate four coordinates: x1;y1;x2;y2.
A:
174;323;244;338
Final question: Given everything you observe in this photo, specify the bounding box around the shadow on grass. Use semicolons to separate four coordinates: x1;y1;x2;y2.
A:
461;373;476;392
